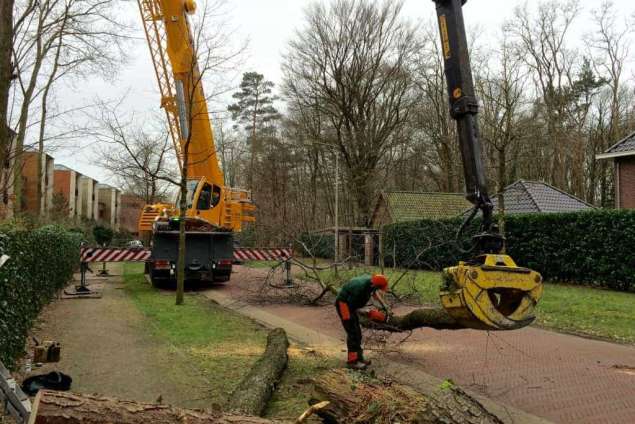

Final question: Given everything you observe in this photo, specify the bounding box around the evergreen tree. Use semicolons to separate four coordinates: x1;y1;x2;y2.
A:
227;72;281;189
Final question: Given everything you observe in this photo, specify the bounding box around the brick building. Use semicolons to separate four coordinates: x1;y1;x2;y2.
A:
53;164;82;217
97;184;121;230
119;194;145;235
597;132;635;209
78;175;100;220
21;151;55;215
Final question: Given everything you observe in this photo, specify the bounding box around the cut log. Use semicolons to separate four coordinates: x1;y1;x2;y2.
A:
227;328;289;416
29;390;277;424
360;307;464;332
312;369;504;424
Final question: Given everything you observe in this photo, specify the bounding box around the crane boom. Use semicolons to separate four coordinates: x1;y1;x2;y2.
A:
136;0;254;232
433;0;495;244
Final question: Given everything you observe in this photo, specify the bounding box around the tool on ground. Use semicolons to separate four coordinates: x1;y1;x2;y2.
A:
0;360;31;423
21;372;72;397
432;0;543;330
368;309;387;323
32;339;61;364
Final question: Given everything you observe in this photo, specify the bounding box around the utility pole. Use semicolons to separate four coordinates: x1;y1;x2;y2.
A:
334;152;339;263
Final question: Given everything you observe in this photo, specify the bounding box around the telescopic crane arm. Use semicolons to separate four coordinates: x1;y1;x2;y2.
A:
432;0;498;251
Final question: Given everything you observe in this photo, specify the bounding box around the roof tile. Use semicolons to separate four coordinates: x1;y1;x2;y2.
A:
385;192;471;222
603;131;635;155
491;180;594;214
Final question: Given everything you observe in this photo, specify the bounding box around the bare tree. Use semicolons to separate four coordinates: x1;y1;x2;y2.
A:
96;109;176;204
587;0;632;205
409;23;461;193
7;0;127;216
0;0;16;203
282;0;418;226
476;39;529;239
506;0;581;190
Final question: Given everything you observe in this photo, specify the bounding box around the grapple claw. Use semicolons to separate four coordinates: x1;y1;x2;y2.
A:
440;254;543;331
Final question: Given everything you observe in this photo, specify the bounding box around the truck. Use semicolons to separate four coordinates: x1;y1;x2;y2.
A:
136;0;255;286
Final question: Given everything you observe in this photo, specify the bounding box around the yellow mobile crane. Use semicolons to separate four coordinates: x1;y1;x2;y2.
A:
136;0;254;284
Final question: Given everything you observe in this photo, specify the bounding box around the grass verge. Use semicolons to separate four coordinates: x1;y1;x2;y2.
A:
280;263;635;344
122;263;338;420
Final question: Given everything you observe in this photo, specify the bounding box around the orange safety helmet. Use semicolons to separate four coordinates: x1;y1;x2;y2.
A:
370;274;389;291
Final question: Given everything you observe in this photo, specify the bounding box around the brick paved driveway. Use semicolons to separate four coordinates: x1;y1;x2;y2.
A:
222;266;635;424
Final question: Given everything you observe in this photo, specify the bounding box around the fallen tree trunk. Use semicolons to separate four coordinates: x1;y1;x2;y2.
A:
29;390;277;424
360;307;464;332
311;369;503;424
227;328;289;416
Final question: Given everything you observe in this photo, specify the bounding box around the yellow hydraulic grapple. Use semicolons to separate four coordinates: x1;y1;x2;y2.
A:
441;254;543;330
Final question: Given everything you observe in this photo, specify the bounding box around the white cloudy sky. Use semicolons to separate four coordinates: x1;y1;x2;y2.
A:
52;0;635;186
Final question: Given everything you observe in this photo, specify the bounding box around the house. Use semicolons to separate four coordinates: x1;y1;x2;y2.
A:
53;164;83;217
596;131;635;209
97;184;121;230
369;191;472;228
490;180;594;214
21;151;55;215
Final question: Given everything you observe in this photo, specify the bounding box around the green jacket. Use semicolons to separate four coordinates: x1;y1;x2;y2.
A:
336;275;376;310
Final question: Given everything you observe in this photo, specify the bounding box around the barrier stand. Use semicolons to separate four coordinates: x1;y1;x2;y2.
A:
63;249;102;299
284;256;294;288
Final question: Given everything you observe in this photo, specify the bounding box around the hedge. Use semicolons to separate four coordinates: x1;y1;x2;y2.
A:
0;225;81;367
297;232;335;259
383;209;635;292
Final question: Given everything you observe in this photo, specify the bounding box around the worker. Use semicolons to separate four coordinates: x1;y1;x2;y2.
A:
335;274;391;370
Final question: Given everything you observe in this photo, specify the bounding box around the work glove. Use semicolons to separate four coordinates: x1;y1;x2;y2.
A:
368;309;387;323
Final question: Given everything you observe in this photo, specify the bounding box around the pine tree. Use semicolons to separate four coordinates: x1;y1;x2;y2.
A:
227;72;281;189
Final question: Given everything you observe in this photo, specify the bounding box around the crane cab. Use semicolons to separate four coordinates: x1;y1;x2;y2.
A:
178;178;224;226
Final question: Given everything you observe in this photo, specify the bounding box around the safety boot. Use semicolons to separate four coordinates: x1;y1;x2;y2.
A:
346;361;368;371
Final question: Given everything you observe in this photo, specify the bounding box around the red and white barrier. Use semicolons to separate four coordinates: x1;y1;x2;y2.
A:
80;247;292;263
233;248;292;262
80;248;151;263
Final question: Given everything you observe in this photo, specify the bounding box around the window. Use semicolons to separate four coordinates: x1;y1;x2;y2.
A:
174;179;202;209
197;183;212;210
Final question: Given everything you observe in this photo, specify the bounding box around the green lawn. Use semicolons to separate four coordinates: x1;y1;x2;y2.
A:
279;263;635;344
122;263;337;420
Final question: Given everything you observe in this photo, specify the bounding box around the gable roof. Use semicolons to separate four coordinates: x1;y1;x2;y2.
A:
376;191;471;224
597;131;635;160
491;180;595;214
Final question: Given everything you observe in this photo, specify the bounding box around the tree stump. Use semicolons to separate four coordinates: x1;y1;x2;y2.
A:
227;328;289;416
311;369;504;424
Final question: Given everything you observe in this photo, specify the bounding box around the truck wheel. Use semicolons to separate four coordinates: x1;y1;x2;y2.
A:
213;274;230;283
150;270;167;289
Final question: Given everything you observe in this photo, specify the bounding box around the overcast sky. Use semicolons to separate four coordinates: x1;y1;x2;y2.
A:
53;0;635;186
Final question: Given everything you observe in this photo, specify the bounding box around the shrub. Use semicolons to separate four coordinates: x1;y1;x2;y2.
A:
0;225;81;367
297;232;334;259
383;209;635;292
93;225;114;246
